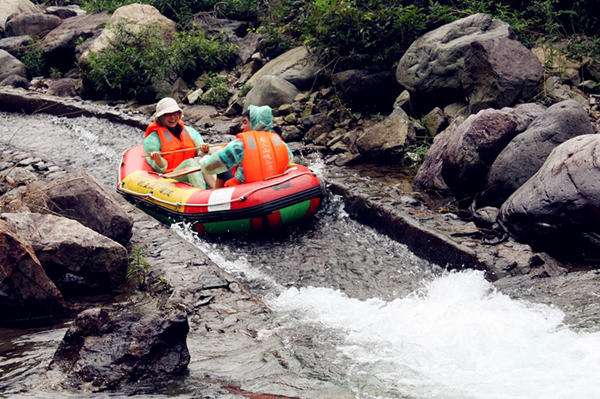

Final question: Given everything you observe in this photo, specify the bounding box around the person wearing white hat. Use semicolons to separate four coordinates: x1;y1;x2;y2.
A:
143;97;211;188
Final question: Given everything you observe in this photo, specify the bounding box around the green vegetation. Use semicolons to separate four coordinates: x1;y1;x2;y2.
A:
260;0;600;70
127;246;151;290
80;24;237;102
200;74;230;107
21;41;47;78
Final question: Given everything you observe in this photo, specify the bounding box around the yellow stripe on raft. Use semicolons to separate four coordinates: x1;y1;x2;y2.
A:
121;170;198;212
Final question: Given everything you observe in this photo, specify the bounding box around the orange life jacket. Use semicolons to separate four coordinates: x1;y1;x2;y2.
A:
224;131;289;186
144;121;196;172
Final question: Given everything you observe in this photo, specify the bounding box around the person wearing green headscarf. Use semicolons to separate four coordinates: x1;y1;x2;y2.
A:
199;105;294;185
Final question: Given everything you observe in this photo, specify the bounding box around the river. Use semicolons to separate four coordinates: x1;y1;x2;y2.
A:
1;112;600;398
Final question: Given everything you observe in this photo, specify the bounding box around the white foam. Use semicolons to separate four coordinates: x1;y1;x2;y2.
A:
269;270;600;399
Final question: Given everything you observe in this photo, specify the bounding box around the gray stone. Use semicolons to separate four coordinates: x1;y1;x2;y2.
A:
500;134;600;259
485;100;594;206
0;35;32;56
0;0;40;29
5;12;61;38
244;75;299;110
47;78;80;97
0;219;64;325
247;46;321;90
397;13;513;106
1;213;128;295
52;307;190;390
45;5;86;19
462;37;543;112
355;108;416;156
422;107;447;136
0;49;26;81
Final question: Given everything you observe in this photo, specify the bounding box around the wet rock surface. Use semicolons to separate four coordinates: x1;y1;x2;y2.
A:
0;219;65;326
0;212;128;295
51;306;190;391
500;134;600;260
485;100;595;206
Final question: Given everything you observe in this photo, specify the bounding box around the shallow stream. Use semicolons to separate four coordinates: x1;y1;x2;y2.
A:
1;112;600;398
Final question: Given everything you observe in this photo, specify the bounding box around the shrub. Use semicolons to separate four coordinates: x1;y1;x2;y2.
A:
170;28;238;81
21;41;47;78
200;74;230;107
80;0;143;13
80;25;170;102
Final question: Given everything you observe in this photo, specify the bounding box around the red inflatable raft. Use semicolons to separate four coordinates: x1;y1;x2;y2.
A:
117;145;323;234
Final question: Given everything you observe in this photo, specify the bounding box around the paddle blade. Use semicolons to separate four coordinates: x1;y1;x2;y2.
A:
162;166;203;179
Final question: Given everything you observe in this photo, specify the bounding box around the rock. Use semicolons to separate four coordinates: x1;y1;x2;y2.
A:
543;76;589;106
0;34;32;56
47;78;80;97
355;108;416;157
533;45;582;84
473;206;499;228
485;100;595;206
42;12;108;67
82;4;175;60
462;37;543;112
45;5;86;19
12;172;132;245
499;134;600;259
0;166;38;188
332;69;399;111
304;121;334;144
186;88;203;104
443;102;468;119
0;0;40;29
414;103;545;194
393;90;411;112
1;213;128;295
247;46;321;90
0;219;64;325
441;108;520;198
586;60;600;82
5;12;62;38
396;13;513;107
244;75;299;110
0;49;26;81
52;307;190;390
281;125;302;141
1;73;29;88
422;107;447;136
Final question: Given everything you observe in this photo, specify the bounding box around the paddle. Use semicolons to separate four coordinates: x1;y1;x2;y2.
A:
142;144;225;157
162;165;204;179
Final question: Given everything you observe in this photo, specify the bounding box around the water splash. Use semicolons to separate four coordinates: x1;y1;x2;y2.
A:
269;270;600;399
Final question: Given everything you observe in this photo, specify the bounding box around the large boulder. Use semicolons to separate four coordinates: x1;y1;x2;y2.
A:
5;12;62;38
0;0;40;30
52;307;190;390
0;49;26;81
462;37;543;112
1;213;128;295
42;12;109;67
414;103;545;194
442;103;546;198
4;172;133;245
355;108;416;157
82;4;175;59
0;219;64;325
332;69;399;111
0;35;32;56
499;134;600;259
396;14;513;108
244;74;299;110
247;46;321;90
485;100;595;205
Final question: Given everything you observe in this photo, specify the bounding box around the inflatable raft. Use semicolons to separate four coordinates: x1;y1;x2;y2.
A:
117;144;323;234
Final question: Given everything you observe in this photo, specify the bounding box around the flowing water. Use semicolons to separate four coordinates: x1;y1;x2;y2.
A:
2;112;600;398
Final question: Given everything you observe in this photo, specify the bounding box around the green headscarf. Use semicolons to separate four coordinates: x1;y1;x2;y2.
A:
248;105;273;131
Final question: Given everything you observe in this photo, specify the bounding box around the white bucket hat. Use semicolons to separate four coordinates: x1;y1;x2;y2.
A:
153;97;182;120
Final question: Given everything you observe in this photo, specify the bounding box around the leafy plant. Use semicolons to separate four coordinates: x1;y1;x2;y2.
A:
170;27;238;82
21;41;47;78
80;0;142;13
127;246;151;290
80;24;170;102
200;74;230;107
